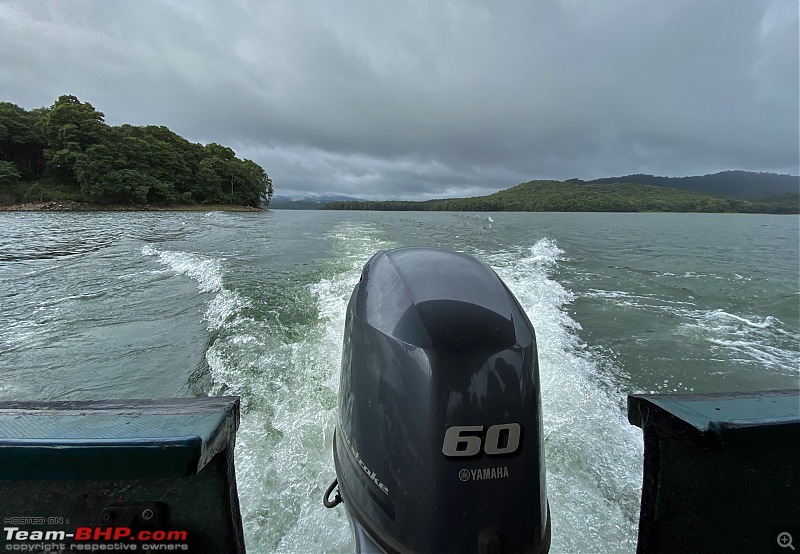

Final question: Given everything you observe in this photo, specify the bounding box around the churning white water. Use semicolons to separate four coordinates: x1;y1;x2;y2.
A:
144;223;643;552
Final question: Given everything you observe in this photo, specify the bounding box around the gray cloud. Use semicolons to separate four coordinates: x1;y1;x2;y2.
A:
1;0;797;198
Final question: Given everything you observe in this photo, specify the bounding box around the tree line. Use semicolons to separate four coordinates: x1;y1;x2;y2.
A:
578;170;798;198
0;95;272;207
327;180;798;214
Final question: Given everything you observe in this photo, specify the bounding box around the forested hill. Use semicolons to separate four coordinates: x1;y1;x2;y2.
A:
574;171;798;198
327;180;799;213
0;95;273;207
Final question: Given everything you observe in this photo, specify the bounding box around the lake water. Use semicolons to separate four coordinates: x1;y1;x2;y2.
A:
1;210;797;553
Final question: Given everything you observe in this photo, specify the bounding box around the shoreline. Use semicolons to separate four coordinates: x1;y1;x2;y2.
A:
0;201;265;212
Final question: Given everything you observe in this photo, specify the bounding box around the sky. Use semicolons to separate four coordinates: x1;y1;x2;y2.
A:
1;0;798;200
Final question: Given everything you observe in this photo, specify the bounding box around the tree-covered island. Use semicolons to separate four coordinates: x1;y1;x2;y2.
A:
0;95;273;210
326;176;799;214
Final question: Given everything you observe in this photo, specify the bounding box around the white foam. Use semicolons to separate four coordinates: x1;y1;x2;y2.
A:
140;244;223;293
204;223;392;554
206;290;250;331
706;338;798;371
680;309;797;372
702;309;777;330
487;241;643;553
203;232;643;553
582;289;796;373
140;244;250;333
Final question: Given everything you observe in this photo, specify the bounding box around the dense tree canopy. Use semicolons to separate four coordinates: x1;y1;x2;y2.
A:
0;95;272;207
327;180;798;214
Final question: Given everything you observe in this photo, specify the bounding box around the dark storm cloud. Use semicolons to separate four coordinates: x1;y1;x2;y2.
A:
1;0;797;198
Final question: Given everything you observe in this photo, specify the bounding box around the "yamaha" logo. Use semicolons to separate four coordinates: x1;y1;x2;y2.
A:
459;467;510;481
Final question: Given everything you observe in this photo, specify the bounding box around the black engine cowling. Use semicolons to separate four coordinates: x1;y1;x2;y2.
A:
330;247;550;553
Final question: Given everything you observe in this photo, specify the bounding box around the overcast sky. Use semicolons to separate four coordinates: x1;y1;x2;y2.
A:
1;1;797;199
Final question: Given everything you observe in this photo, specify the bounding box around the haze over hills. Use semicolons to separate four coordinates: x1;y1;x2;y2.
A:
270;193;362;209
323;171;799;214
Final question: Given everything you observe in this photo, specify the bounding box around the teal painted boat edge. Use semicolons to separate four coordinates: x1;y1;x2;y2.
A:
0;397;240;480
628;390;800;553
628;389;800;445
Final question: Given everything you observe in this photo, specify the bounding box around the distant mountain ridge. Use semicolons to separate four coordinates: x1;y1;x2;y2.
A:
270;193;361;209
326;171;799;214
570;171;798;198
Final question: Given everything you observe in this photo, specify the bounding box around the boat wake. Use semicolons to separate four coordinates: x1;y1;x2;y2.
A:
141;229;642;553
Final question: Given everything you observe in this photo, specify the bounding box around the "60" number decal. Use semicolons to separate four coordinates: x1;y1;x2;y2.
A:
441;423;521;457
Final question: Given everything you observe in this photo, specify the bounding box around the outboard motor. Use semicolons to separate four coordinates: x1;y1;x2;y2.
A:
324;247;550;554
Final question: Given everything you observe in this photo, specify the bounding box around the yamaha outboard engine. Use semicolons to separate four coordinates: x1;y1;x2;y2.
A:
324;247;550;554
